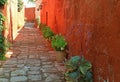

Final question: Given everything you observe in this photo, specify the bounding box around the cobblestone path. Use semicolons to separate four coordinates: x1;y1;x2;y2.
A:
0;24;65;82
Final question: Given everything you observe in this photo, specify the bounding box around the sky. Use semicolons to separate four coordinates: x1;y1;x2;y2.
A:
23;0;36;8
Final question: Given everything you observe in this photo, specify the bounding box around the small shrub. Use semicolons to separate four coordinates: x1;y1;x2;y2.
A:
39;23;46;29
0;0;7;7
0;12;10;60
41;26;54;40
0;12;6;22
51;34;67;51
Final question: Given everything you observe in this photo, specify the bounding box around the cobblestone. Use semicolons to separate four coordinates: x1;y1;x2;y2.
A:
10;76;27;82
11;70;26;76
28;75;42;81
0;24;65;82
0;78;9;82
28;71;40;75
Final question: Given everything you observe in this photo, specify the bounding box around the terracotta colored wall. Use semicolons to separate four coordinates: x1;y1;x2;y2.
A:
40;0;120;82
40;0;57;33
25;7;35;22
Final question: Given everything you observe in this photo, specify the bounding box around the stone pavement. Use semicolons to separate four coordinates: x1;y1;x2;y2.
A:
0;24;65;82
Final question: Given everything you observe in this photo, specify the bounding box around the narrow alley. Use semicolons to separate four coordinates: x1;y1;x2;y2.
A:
0;23;65;82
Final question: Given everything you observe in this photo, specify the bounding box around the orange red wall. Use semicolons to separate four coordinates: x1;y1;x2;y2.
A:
39;0;57;33
25;7;35;22
40;0;120;82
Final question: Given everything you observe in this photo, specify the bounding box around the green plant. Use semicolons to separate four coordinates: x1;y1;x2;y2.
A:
65;56;93;82
17;0;23;12
28;0;36;2
39;23;46;29
0;12;6;32
51;34;67;51
0;12;6;24
0;35;6;60
0;12;10;60
41;26;54;40
0;0;7;6
36;17;40;25
36;17;41;28
0;12;6;33
0;36;11;60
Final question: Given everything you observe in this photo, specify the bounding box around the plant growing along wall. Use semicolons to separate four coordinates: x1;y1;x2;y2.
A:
0;0;7;7
28;0;36;2
17;0;23;12
65;56;93;82
0;12;7;60
51;34;67;51
41;25;54;40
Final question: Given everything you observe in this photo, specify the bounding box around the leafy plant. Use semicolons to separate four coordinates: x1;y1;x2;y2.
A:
0;12;6;21
0;0;7;6
36;17;40;25
39;23;46;29
0;12;6;33
0;12;10;60
28;0;36;2
41;26;54;40
65;56;93;82
51;34;67;51
17;0;24;12
0;12;5;33
36;17;41;28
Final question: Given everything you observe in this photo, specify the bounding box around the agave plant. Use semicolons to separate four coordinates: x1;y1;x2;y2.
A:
65;56;93;82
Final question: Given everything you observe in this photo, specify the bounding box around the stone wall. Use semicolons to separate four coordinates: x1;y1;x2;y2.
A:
40;0;120;81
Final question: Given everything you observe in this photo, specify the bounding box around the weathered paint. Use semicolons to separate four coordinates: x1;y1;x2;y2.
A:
39;0;120;81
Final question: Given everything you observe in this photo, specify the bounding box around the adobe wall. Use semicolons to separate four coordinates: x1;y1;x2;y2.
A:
40;0;57;33
25;7;35;22
40;0;120;81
